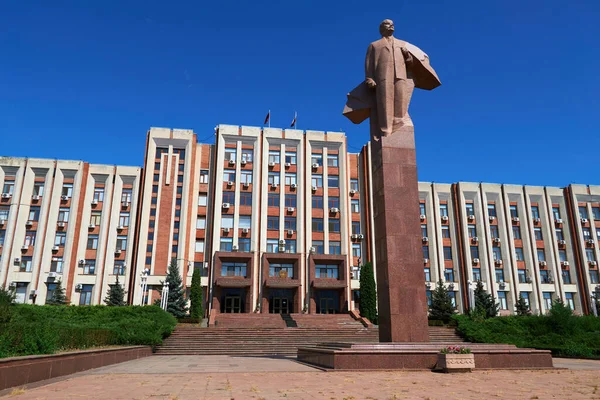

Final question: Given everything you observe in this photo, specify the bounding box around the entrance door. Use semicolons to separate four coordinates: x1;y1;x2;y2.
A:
319;297;335;314
273;297;290;314
224;296;242;313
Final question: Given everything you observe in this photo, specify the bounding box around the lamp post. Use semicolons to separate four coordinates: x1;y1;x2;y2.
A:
592;285;600;317
467;280;476;312
160;279;169;311
140;268;149;305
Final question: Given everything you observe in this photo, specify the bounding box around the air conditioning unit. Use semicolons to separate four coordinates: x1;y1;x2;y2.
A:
278;245;286;253
350;272;355;279
311;186;317;192
29;289;37;297
115;249;122;255
351;234;358;239
1;193;12;199
493;237;501;244
499;281;506;288
539;261;547;267
21;245;29;251
91;199;98;205
419;214;426;221
48;272;57;279
52;245;59;251
448;283;455;290
350;189;357;195
287;207;295;213
590;261;598;267
285;162;291;168
555;218;563;225
26;220;33;226
279;239;286;245
512;217;520;223
495;259;503;265
57;222;65;228
357;234;364;240
425;282;431;288
227;181;234;186
241;159;247;166
223;227;230;233
287;229;294;236
79;259;86;265
330;207;339;213
290;183;297;189
489;215;496;222
581;218;588;224
75;284;83;291
533;217;541;224
222;203;230;209
121;201;130;207
61;195;70;201
311;163;319;169
309;247;316;254
228;159;235;165
468;214;475;221
422;236;428;243
268;161;276;167
232;245;239;252
242;228;249;234
548;277;554;284
561;261;570;267
271;183;278;189
423;258;429;264
0;219;5;225
32;194;40;201
241;182;249;189
88;224;95;229
117;225;125;230
14;257;21;265
441;215;449;222
558;239;566;245
587;239;595;245
472;258;480;265
526;277;532;283
471;236;479;243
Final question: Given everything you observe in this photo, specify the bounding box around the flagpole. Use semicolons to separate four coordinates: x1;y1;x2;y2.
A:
268;109;271;128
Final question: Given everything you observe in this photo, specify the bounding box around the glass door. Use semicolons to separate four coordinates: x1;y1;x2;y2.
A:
224;296;241;313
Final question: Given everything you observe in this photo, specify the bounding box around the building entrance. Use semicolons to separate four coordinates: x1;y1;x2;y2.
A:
316;289;340;314
220;288;246;313
268;288;294;314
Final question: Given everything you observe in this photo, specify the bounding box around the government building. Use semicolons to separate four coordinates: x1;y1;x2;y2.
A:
1;125;599;317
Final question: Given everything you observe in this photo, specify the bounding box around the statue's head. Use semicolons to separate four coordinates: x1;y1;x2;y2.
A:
379;19;394;37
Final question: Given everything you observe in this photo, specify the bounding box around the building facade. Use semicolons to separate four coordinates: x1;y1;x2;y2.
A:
1;126;599;316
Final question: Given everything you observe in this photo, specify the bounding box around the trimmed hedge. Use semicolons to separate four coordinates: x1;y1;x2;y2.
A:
0;305;177;358
454;314;600;358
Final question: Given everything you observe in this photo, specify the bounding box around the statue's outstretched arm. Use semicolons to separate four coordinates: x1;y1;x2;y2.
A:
365;44;376;88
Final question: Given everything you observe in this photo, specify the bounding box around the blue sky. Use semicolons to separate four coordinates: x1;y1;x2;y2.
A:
1;1;599;187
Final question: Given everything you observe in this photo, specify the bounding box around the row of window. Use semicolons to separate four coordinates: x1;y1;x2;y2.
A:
220;261;340;279
213;237;362;257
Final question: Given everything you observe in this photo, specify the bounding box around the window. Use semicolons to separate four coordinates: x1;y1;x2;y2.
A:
193;216;206;230
495;269;505;283
113;261;125;275
439;204;448;217
268;172;280;185
92;187;104;202
421;224;428;237
329;197;340;209
490;225;499;239
240;192;252;206
579;206;589;219
424;267;431;282
465;203;474;216
90;211;101;226
327;153;339;167
426;290;432;306
587;248;596;262
195;240;205;253
472;268;481;281
512;225;521;239
555;228;564;241
492;247;502;261
311;174;323;188
559;249;567;262
521;292;531;308
199;170;209;184
352;243;361;258
220;237;233;252
470;246;479;259
223;169;236;183
223;191;235;204
266;239;279;253
350;179;359;191
33;182;44;197
562;269;571;284
329;218;340;233
241;171;253;185
419;203;426;216
270;263;294;278
268;193;279;207
498;292;508;310
315;264;339;279
352;221;361;235
117;212;129;228
518;269;527;283
285;239;297;253
531;205;540;219
116;236;127;251
444;269;455;282
87;235;99;250
312;196;323;209
312;240;324;254
48;256;62;273
45;283;57;302
552;206;561;220
198;194;207;206
225;148;237;162
58;208;70;222
284;173;296;186
443;246;452;260
24;231;36;247
267;216;279;230
593;207;600;220
537;249;546;262
312;218;324;232
222;215;234;229
540;270;551;284
328;175;339;188
54;232;66;246
0;231;4;247
284;217;296;231
0;206;9;221
468;224;477;238
590;270;599;284
284;151;296;165
329;241;341;255
534;227;543;240
311;153;323;166
565;292;575;310
515;247;525;261
79;285;93;305
121;189;132;203
441;225;451;238
28;207;40;221
221;262;247;277
83;260;96;275
583;227;591;239
510;205;518;218
268;150;280;164
422;245;430;259
239;215;251;229
448;291;457;307
285;194;297;208
20;257;32;272
543;292;553;310
487;204;497;217
239;238;251;252
61;183;73;198
242;149;253;163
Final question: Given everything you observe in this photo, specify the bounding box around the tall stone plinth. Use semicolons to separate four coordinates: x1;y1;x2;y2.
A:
371;126;429;342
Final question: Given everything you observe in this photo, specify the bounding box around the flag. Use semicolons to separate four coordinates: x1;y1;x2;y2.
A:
290;112;297;128
264;110;270;126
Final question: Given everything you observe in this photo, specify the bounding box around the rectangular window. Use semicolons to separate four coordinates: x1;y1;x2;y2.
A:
420;203;426;216
488;204;497;217
472;268;481;281
241;171;253;185
222;215;234;229
58;208;70;222
590;270;599;284
444;269;455;282
196;217;206;229
28;207;40;221
315;264;339;279
424;268;431;282
493;247;502;261
593;207;600;220
329;197;340;209
352;243;361;257
221;262;247;277
352;221;361;235
312;240;324;254
268;193;279;207
199;170;209;184
118;212;129;227
559;249;567;262
267;216;279;230
329;218;341;233
45;283;57;302
116;236;127;251
268;150;280;164
510;205;518;218
285;194;297;208
490;225;499;239
239;238;251;252
565;292;575;310
470;246;479;259
242;149;253;163
239;215;251;229
329;241;341;255
33;182;44;197
284;217;296;231
311;174;323;188
83;260;96;275
351;199;360;213
552;206;561;220
441;225;451;238
54;232;66;246
465;203;474;216
222;191;235;205
583;227;591;239
50;257;63;273
534;227;543;240
498;292;508;310
92;187;104;202
496;269;505;283
113;261;125;275
121;189;132;203
284;151;296;165
270;263;294;278
223;169;236;183
421;224;428;237
531;205;540;219
537;249;546;262
518;269;527;283
268;172;280;185
311;153;323;166
586;248;596;262
61;183;73;198
328;175;339;188
468;224;477;238
0;206;9;221
312;218;324;232
24;231;36;247
225;148;237;162
579;206;589;219
79;285;93;305
515;247;525;261
422;245;430;259
87;235;99;250
195;240;205;253
240;192;252;206
350;179;359;191
312;196;323;209
562;269;571;284
220;237;233;252
543;292;553;310
198;194;207;206
512;225;521;239
20;257;33;272
266;239;278;253
284;173;297;186
327;154;339;167
521;292;531;308
439;204;448;217
90;211;101;227
555;228;564;241
443;246;452;260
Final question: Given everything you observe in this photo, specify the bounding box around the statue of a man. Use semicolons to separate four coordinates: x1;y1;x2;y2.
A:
343;19;441;140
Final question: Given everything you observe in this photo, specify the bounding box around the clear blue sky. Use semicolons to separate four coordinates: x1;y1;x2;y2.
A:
1;1;599;187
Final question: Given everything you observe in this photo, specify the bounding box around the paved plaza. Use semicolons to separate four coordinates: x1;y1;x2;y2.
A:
3;356;600;399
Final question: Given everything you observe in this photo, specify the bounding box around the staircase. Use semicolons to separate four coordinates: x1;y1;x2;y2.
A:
155;315;465;356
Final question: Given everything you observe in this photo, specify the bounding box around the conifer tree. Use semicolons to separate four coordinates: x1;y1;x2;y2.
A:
515;293;531;316
359;262;378;324
46;280;68;305
473;280;499;318
104;275;127;306
157;258;188;318
429;280;456;323
189;268;203;319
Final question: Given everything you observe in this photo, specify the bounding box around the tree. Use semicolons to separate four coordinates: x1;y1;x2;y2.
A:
46;280;68;305
359;262;378;324
515;293;531;316
473;281;499;318
156;258;188;318
429;280;456;323
0;286;16;323
104;275;127;306
189;268;203;319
